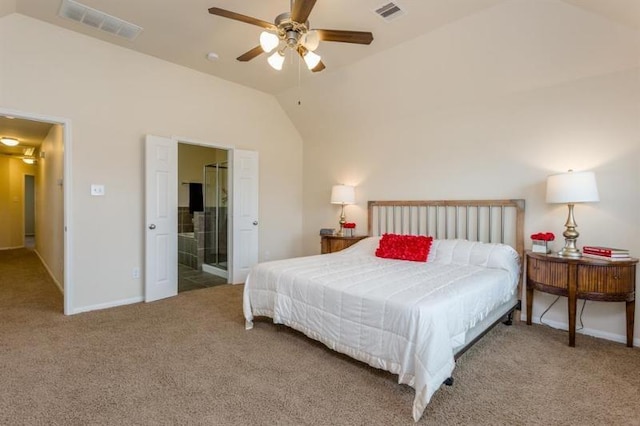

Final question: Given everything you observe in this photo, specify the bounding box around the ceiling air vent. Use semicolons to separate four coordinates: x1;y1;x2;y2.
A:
373;2;406;22
58;0;143;41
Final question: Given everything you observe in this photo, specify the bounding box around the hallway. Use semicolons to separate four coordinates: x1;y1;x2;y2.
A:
0;248;62;308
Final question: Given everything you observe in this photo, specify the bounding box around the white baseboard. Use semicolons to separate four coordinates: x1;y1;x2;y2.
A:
1;245;24;250
33;249;64;294
71;296;144;315
519;311;637;347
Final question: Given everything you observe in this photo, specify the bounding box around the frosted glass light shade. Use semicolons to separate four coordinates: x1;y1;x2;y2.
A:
302;30;320;51
259;31;279;53
330;185;355;205
267;51;285;70
303;50;321;69
1;137;19;146
546;171;599;204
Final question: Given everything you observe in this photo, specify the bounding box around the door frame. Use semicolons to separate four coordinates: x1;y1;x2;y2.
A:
0;107;73;315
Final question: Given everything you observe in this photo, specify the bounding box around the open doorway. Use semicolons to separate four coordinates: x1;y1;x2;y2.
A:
0;109;70;313
177;143;229;293
145;135;258;302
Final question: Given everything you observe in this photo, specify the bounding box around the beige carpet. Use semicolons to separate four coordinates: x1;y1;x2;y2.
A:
1;248;639;425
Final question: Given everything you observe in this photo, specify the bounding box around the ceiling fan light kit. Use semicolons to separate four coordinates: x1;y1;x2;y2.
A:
303;50;321;69
259;31;279;53
267;51;286;70
208;0;373;73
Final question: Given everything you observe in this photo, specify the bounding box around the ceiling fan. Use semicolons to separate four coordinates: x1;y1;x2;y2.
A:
208;0;374;72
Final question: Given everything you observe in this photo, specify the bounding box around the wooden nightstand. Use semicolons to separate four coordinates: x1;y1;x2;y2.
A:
321;235;368;254
526;251;638;347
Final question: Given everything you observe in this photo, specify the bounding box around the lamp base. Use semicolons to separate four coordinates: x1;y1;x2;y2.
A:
557;204;582;258
557;245;582;258
337;204;346;237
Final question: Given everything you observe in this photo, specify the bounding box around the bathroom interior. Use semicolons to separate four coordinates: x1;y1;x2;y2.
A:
177;143;229;293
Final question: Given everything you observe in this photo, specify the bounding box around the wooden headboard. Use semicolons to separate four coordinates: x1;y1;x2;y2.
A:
368;199;525;301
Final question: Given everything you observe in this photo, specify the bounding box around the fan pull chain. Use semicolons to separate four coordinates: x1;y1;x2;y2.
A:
297;49;302;106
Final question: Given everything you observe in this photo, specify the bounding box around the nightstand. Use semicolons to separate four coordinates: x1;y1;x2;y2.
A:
321;235;368;254
526;251;638;347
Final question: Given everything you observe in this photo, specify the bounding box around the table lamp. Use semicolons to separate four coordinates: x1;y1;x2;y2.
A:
546;170;599;258
330;185;355;237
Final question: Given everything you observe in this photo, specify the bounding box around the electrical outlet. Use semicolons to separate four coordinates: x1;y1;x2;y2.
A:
132;267;140;279
264;250;271;261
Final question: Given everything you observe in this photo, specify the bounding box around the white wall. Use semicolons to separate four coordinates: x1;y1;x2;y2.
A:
0;0;15;18
0;14;304;312
277;0;640;344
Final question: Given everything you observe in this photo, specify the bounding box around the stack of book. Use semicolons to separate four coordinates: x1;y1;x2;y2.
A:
582;246;631;261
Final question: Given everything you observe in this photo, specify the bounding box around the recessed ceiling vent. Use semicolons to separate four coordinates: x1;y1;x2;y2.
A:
373;2;406;22
58;0;143;41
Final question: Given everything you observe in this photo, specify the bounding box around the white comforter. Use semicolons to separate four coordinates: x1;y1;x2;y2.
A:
243;237;520;421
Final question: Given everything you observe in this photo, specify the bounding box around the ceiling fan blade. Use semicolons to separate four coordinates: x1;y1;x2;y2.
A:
315;29;374;45
291;0;317;24
237;46;264;62
311;60;325;72
208;7;276;30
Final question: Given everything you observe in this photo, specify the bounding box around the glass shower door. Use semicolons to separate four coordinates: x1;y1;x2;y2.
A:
204;163;228;271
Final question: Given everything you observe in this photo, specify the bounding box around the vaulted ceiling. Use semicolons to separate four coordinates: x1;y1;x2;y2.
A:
1;0;639;155
3;0;639;96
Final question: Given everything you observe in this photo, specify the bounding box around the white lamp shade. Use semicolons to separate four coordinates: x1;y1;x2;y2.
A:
302;30;320;51
267;51;285;70
303;50;322;70
546;171;599;204
259;31;279;53
330;185;355;205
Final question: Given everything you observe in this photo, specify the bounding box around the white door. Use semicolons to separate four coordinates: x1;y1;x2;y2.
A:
145;135;178;302
231;149;259;283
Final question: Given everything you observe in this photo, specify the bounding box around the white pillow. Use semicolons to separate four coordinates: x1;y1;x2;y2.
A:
430;239;521;282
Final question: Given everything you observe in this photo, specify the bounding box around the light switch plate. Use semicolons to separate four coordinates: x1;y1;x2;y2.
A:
90;184;105;196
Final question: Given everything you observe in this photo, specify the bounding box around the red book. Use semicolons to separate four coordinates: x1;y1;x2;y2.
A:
583;249;629;258
582;246;629;256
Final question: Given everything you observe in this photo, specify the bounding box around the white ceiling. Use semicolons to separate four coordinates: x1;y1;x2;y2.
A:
0;117;53;158
6;0;503;94
1;0;638;150
4;0;634;97
2;0;638;96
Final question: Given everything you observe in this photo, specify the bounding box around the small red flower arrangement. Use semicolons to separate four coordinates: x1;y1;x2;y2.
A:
531;232;555;241
343;222;356;236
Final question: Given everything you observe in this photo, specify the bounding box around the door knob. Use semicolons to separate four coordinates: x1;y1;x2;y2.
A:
148;224;156;230
253;221;258;226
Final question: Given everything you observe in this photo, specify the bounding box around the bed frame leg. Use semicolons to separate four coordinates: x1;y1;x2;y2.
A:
443;377;454;386
503;310;514;326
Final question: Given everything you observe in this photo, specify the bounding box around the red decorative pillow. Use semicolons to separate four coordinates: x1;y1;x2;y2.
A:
375;234;433;262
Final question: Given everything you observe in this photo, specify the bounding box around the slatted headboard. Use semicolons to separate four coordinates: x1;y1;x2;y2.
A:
368;199;525;300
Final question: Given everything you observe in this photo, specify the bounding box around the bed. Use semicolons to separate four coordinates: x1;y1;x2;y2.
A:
243;199;525;421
